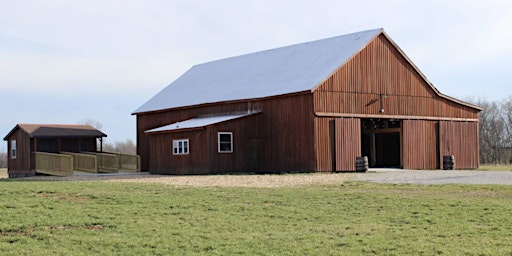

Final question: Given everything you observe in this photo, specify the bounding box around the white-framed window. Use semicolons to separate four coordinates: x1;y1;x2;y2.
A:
11;140;17;159
218;132;233;153
172;139;189;155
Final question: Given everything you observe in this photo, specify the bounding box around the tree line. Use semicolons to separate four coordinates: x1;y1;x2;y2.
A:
470;97;512;164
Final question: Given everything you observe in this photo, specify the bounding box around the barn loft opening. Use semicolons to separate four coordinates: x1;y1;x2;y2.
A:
361;118;402;168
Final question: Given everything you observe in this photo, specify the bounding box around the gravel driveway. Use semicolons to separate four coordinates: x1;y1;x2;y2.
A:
6;169;512;186
352;169;512;185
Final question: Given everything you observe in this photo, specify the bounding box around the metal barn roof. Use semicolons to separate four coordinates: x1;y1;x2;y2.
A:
133;29;383;114
145;113;257;133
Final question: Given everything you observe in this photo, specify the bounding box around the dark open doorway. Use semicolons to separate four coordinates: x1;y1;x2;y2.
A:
361;119;402;168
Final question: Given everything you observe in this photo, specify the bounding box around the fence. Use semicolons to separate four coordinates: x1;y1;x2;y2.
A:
35;151;140;176
78;151;140;173
34;152;74;176
61;152;98;173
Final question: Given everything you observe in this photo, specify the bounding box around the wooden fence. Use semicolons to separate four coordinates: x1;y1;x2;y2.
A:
34;152;74;176
61;152;98;173
34;151;140;176
60;151;141;173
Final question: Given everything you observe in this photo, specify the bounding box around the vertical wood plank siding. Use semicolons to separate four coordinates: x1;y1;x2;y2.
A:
439;121;479;169
313;34;479;119
6;129;33;177
402;120;438;169
335;118;361;171
314;117;335;172
138;93;316;174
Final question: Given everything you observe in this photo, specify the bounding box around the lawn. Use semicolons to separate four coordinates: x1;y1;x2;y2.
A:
0;180;510;255
478;164;512;171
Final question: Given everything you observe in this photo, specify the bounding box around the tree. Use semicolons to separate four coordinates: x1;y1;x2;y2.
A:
471;98;511;164
0;150;7;168
103;139;136;155
80;118;103;131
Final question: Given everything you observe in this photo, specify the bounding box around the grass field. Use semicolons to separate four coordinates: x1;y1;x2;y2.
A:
478;164;512;171
0;180;510;255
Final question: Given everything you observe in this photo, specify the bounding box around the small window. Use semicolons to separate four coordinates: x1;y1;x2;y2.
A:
218;132;233;153
173;139;189;155
11;140;17;159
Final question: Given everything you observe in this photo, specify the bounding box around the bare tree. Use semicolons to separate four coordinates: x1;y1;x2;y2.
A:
0;150;7;168
502;96;512;163
103;139;136;155
473;98;509;164
80;118;103;131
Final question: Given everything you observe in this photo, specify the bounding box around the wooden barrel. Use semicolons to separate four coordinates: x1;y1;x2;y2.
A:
355;156;369;172
442;155;455;170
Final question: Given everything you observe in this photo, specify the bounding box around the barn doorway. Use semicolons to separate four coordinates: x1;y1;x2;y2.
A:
361;119;402;168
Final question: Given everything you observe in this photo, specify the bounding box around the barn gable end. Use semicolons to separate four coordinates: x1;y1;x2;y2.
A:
313;33;480;119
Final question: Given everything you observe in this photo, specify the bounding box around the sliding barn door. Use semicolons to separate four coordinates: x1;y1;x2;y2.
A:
439;121;479;169
402;120;438;169
335;118;361;171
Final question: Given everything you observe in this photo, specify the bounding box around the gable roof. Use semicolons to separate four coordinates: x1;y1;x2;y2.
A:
134;29;383;114
3;124;107;140
133;28;481;115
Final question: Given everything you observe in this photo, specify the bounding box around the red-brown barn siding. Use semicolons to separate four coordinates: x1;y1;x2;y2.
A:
313;34;479;120
439;121;479;169
335;118;361;171
6;129;33;177
403;120;439;169
137;93;316;173
314;117;335;172
148;131;210;174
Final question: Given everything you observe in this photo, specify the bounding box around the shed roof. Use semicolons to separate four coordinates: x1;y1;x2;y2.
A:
133;28;481;115
134;29;382;114
145;113;257;134
3;124;107;140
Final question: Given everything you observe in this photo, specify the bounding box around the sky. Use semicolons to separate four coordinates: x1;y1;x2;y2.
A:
1;0;512;152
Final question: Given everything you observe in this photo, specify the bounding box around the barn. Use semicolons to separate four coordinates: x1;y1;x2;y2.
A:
133;28;481;175
3;124;106;178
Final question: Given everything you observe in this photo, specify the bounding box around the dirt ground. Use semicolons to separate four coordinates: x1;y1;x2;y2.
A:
14;172;349;188
5;169;512;186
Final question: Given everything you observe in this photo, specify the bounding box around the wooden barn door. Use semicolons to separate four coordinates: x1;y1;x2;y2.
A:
439;121;479;169
334;118;361;171
402;120;439;169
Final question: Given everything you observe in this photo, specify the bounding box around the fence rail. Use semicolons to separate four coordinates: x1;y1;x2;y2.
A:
61;152;98;173
82;152;141;173
109;152;141;172
34;152;74;176
34;151;140;176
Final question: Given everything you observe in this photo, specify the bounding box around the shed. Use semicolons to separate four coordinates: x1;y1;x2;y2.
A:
133;28;481;174
3;124;106;177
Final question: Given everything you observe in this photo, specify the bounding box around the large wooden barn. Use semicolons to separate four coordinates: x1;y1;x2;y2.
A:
133;28;481;174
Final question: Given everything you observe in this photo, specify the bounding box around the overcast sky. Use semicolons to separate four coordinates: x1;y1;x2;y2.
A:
1;0;511;152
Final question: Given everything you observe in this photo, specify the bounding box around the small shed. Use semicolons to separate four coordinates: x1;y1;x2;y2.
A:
3;124;106;178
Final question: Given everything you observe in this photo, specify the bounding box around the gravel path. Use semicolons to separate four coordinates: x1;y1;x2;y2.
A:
352;169;512;185
4;169;512;186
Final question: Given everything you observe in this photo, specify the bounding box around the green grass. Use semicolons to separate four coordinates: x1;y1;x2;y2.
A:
0;180;511;255
479;164;512;171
